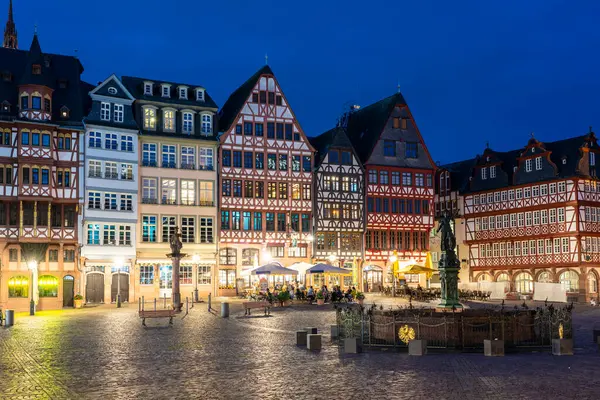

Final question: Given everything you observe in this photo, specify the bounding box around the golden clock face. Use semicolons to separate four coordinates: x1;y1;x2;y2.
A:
398;325;416;344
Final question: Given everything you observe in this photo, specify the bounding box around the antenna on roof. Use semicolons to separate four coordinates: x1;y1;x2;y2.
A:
34;23;38;35
397;81;401;93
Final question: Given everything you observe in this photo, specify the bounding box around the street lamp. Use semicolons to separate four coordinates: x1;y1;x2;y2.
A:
28;260;37;315
192;254;200;303
389;253;398;298
262;250;272;263
114;257;124;308
328;254;337;265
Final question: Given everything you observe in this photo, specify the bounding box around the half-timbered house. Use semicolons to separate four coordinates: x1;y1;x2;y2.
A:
81;75;138;304
345;93;436;292
310;119;364;286
218;65;315;295
461;133;600;302
0;33;91;311
122;76;219;302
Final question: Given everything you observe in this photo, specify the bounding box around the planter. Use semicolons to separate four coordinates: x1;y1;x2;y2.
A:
317;299;325;306
74;299;83;309
552;338;573;356
484;339;505;356
218;288;237;297
409;339;428;356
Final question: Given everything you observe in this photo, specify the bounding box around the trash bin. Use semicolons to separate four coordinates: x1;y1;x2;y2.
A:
5;309;14;327
221;302;229;318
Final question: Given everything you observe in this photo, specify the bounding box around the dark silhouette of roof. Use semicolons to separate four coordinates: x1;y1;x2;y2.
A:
218;65;274;132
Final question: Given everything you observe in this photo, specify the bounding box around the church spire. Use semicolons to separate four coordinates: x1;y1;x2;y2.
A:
3;0;17;49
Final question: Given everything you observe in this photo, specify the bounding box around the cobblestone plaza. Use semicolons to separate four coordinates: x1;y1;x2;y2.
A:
1;301;600;399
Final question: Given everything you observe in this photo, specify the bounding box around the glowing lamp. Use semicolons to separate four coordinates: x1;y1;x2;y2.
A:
389;255;398;263
28;260;38;271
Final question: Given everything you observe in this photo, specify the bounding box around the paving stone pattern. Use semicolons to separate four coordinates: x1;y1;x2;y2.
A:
1;302;600;400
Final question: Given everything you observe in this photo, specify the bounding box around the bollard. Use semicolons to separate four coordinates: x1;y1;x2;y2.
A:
186;297;189;314
194;289;199;303
208;293;212;312
191;292;194;308
221;302;229;318
154;298;157;311
5;309;14;327
138;297;141;312
164;294;167;309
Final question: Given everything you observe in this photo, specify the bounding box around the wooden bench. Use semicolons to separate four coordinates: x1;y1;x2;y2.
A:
139;309;176;326
243;301;271;316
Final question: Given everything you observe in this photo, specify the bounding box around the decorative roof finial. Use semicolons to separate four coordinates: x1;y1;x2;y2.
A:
265;53;268;65
589;126;593;134
397;81;401;93
485;140;489;149
34;23;37;35
530;131;535;139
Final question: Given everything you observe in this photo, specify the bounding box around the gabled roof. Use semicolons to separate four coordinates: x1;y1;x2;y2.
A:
310;125;362;169
218;65;274;132
345;92;407;163
437;158;477;193
121;76;218;109
89;73;135;100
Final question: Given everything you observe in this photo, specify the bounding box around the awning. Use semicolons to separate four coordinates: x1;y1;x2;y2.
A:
307;263;352;275
252;262;298;276
397;264;436;279
363;265;383;271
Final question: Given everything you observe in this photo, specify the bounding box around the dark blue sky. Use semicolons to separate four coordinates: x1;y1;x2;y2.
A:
9;0;600;163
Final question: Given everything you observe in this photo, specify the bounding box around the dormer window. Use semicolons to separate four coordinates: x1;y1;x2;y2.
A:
60;106;70;119
144;82;153;95
481;167;487;180
196;88;205;101
182;112;194;134
108;87;118;95
525;159;532;172
591;152;596;167
179;87;188;99
486;156;490;162
162;85;171;98
100;102;111;121
32;64;41;75
535;156;542;170
1;101;10;112
490;165;496;178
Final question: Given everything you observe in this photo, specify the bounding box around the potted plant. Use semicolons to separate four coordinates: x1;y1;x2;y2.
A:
277;290;291;307
73;294;83;309
316;290;325;306
355;291;365;306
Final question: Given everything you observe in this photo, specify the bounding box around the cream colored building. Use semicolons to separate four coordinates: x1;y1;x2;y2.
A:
123;76;219;302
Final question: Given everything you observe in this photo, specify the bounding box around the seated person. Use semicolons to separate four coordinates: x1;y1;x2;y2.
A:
306;286;315;302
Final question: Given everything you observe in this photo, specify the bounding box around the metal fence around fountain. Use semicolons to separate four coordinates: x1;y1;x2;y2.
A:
335;303;573;352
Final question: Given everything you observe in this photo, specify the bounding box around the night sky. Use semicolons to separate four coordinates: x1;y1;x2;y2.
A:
8;0;600;164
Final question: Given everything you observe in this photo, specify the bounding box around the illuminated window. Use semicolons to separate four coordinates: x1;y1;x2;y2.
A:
163;110;175;131
180;265;192;284
38;275;58;297
143;107;156;130
8;275;28;297
219;248;237;265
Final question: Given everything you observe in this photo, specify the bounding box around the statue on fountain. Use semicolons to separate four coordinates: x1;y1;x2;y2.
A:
436;211;462;310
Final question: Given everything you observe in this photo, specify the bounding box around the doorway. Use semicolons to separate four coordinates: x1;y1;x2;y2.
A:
86;273;104;303
159;265;173;299
63;275;74;307
363;266;383;292
111;273;129;303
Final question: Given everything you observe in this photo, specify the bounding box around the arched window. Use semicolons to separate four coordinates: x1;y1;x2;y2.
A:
538;271;552;283
515;272;533;293
219;248;237;265
477;273;491;282
560;270;579;292
241;249;259;266
201;113;212;134
588;272;598;294
8;275;28;297
496;273;510;282
39;275;58;297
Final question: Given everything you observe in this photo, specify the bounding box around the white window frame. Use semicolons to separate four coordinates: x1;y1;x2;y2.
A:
163;109;175;131
490;165;496;178
182;112;194;134
142;177;157;202
199;217;214;243
113;104;124;123
181;146;195;169
481;167;487;180
199;181;214;205
535;156;542;170
525;159;532;172
100;102;111;121
162;84;171;98
196;88;205;101
201;113;212;135
179;87;188;100
143;106;157;130
181;216;195;243
143;82;153;95
591;152;596;166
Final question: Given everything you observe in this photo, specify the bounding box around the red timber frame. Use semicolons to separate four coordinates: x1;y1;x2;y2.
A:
364;165;435;263
218;71;315;265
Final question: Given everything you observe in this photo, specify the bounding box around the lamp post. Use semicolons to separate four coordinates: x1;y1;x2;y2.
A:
389;252;398;298
114;257;124;308
192;254;200;303
28;260;37;315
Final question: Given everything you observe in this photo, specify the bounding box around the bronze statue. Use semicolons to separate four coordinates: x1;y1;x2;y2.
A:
437;211;456;253
169;226;183;257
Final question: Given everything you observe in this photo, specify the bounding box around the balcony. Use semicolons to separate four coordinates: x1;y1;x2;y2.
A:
141;198;158;204
162;198;177;205
198;164;214;171
162;162;177;169
104;172;118;179
181;163;195;170
142;160;157;167
89;171;102;178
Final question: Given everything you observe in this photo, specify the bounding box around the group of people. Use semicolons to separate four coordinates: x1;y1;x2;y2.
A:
252;281;358;304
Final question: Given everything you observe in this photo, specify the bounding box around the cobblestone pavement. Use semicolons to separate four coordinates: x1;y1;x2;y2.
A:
1;300;600;400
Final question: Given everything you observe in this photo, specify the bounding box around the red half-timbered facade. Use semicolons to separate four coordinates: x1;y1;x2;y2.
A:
217;65;314;294
462;133;600;302
345;93;436;291
0;33;90;311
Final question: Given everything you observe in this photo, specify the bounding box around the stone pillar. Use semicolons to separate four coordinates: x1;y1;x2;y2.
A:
171;256;182;312
437;251;463;310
